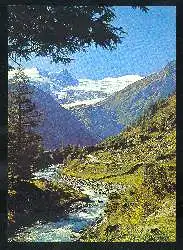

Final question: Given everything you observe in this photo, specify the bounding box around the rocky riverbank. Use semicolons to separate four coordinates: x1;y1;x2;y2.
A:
8;164;120;242
57;173;125;196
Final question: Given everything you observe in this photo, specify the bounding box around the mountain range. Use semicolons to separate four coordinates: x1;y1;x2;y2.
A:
8;67;143;107
8;60;176;149
71;60;176;140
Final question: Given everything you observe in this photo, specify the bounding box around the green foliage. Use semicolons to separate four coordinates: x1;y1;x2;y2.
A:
8;6;124;64
8;6;148;65
52;144;89;166
80;186;175;242
31;178;88;202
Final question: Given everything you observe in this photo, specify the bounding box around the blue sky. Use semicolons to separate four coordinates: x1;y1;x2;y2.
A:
18;6;176;80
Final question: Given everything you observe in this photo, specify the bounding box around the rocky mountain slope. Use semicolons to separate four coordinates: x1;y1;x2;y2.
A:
71;60;176;140
38;68;79;87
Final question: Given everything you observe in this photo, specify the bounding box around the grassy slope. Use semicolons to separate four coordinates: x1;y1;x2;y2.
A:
63;94;176;242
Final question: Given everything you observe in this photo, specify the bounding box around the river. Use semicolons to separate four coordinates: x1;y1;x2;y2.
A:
8;164;109;242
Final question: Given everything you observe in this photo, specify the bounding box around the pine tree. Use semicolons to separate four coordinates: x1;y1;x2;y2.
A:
8;68;43;184
8;5;148;65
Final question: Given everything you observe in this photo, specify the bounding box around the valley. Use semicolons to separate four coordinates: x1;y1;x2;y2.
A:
8;61;176;242
8;60;176;148
7;5;176;244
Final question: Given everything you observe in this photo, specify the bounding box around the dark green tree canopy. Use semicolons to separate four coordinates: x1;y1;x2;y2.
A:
8;5;148;64
8;69;44;181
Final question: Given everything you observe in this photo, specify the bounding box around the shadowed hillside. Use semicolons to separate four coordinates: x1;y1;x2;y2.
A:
71;61;175;141
31;87;99;149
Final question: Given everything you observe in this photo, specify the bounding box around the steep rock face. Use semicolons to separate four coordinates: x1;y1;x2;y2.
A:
31;87;98;149
16;68;80;96
40;69;79;87
71;61;176;140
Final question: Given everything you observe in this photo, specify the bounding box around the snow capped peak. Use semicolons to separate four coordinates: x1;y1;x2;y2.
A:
24;67;40;77
71;74;144;94
59;74;143;108
48;69;79;86
8;67;144;108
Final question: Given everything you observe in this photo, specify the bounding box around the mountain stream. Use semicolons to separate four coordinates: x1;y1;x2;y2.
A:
9;164;110;242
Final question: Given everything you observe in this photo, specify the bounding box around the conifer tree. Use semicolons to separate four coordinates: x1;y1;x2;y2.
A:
8;69;43;184
8;5;148;66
